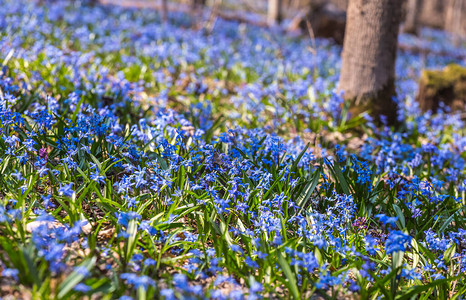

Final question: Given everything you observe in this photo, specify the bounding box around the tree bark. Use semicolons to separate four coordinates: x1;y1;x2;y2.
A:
268;0;283;26
332;0;349;10
302;2;347;44
191;0;206;10
404;0;422;35
190;0;205;22
338;0;403;124
162;0;168;22
445;0;466;37
419;0;445;29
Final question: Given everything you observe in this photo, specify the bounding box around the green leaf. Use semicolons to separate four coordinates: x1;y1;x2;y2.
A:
296;166;321;215
367;267;398;296
263;169;287;199
89;153;102;171
325;159;350;195
396;276;461;300
438;213;456;233
291;143;310;171
58;257;97;299
71;95;85;123
392;204;406;229
277;252;300;299
443;243;456;263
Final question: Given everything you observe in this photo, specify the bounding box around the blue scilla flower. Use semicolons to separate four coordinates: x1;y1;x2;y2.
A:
4;135;20;147
59;183;74;198
1;268;19;281
375;214;398;227
316;272;342;290
351;155;373;190
385;231;412;254
400;267;422;280
73;283;91;293
160;289;175;300
229;290;244;300
144;258;157;267
424;230;451;252
139;220;157;235
11;169;24;181
131;253;144;262
74;266;91;277
120;273;155;290
90;169;106;184
245;256;259;269
230;244;243;255
364;236;379;256
116;211;141;228
173;273;189;290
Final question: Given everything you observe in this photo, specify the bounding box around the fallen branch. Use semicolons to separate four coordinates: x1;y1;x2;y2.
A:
398;43;466;61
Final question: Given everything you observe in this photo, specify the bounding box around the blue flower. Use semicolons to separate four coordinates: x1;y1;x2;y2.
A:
144;258;157;266
11;169;24;181
2;268;19;280
116;211;141;228
375;214;398;227
385;231;412;254
245;256;259;269
74;266;90;277
230;244;243;255
73;283;91;293
59;183;74;198
160;289;175;300
90;169;106;184
120;273;155;290
348;280;360;292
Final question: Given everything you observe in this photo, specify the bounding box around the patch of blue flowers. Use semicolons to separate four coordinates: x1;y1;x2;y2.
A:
0;0;465;298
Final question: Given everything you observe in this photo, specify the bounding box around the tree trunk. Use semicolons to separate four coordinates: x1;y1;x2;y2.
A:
191;0;205;22
338;0;403;124
332;0;349;10
419;0;445;29
162;0;168;22
445;0;466;37
268;0;283;26
404;0;422;35
302;2;347;45
191;0;206;10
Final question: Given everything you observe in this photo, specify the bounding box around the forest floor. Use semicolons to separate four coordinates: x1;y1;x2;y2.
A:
0;0;466;299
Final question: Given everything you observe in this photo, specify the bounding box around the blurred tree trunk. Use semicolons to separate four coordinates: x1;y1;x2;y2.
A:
332;0;348;10
339;0;403;124
162;0;168;22
268;0;283;26
419;0;445;29
404;0;422;35
445;0;466;37
191;0;206;10
302;2;347;44
191;0;205;22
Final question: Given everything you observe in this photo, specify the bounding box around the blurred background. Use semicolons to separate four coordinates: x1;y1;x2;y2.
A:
93;0;465;43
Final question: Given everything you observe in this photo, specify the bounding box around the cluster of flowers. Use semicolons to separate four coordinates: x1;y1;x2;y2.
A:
0;0;465;298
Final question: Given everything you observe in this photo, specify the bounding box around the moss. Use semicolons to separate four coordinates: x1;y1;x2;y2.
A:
417;64;466;111
423;64;466;88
